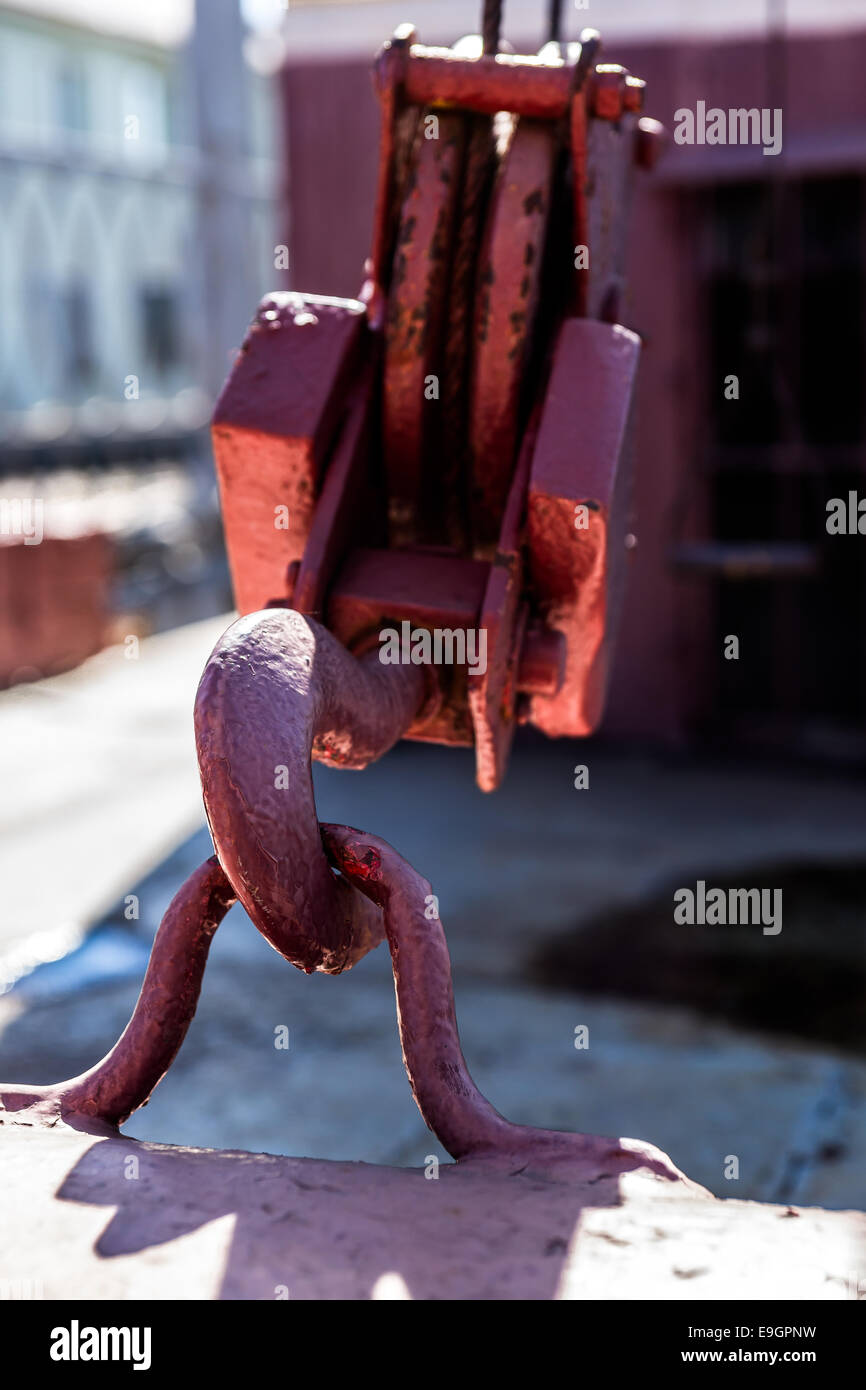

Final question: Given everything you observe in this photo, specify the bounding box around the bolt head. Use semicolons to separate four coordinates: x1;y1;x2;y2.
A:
592;65;626;121
624;76;646;114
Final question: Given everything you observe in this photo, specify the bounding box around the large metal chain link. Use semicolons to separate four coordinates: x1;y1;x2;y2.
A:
2;609;687;1184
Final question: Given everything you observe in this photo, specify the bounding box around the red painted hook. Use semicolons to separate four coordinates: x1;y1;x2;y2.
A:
322;822;690;1180
194;608;428;975
0;857;235;1131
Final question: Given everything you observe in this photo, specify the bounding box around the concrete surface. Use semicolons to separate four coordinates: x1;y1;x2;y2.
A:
0;615;227;981
0;614;864;1223
0;1122;862;1301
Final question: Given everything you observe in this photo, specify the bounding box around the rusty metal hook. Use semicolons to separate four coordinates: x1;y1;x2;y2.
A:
2;606;690;1186
194;608;428;976
322;822;689;1179
196;610;687;1177
0;857;235;1131
0;609;428;1133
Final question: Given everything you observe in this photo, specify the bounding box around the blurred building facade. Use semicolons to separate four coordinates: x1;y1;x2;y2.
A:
0;0;288;682
0;0;281;469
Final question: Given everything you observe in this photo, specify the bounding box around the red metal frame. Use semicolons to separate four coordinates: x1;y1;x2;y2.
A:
212;27;657;787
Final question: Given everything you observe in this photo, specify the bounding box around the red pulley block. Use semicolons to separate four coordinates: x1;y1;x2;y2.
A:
211;24;660;789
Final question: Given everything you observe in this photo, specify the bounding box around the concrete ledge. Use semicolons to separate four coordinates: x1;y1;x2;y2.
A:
1;1122;862;1300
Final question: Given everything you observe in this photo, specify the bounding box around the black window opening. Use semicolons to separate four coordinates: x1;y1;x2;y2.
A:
701;174;866;741
61;282;96;390
140;287;180;375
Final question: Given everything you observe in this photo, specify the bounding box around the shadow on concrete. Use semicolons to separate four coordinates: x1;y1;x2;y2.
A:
55;1133;643;1300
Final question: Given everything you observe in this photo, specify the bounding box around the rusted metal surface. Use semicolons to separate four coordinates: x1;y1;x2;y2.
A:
366;23;417;327
323;823;685;1174
527;318;641;736
469;116;557;551
383;111;467;546
517;622;566;697
584;107;639;323
480;0;503;55
624;74;646;113
290;357;382;620
0;857;235;1130
1;588;672;1161
326;547;485;746
468;412;537;791
397;45;577;121
215;23;658;780
635;115;665;171
387;40;643;128
2;604;670;1168
546;0;564;47
195;608;425;975
212;292;366;614
440;114;498;550
589;64;628;121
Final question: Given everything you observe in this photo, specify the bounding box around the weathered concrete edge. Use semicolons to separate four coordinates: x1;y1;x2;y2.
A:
1;1122;863;1301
